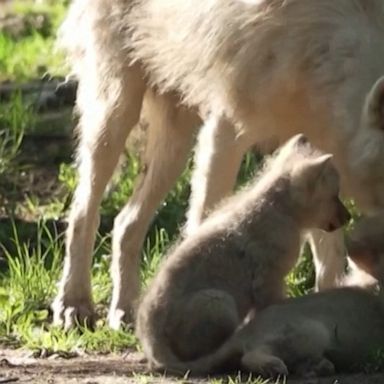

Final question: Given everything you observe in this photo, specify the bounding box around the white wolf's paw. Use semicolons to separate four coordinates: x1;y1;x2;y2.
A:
108;307;134;330
52;295;96;330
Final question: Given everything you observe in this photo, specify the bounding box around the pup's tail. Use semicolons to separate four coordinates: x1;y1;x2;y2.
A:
160;335;243;376
137;314;241;376
136;292;242;376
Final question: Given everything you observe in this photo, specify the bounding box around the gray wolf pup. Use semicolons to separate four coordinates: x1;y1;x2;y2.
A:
135;135;350;371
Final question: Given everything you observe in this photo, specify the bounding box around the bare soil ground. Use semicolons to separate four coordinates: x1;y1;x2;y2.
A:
2;349;384;384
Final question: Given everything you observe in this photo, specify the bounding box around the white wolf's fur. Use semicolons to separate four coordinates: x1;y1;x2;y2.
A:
53;0;384;329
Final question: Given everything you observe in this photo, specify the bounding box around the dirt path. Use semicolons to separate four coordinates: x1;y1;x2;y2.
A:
2;349;384;384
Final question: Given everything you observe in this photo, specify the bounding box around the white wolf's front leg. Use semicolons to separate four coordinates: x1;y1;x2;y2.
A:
307;229;347;291
185;115;248;235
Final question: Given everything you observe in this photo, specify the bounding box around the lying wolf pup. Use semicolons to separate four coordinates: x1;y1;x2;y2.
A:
176;216;384;378
136;134;350;371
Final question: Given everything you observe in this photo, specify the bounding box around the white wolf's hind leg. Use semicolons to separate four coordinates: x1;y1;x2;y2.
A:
108;91;200;329
52;64;146;329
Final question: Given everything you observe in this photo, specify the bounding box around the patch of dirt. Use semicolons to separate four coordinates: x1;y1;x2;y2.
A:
0;349;198;384
1;349;384;384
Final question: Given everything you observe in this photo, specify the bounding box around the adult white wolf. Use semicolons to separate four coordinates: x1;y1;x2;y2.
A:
53;0;384;329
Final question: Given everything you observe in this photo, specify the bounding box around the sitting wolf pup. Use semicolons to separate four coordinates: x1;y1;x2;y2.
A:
177;215;384;378
136;134;350;372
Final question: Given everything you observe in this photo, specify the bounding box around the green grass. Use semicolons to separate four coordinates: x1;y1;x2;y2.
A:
210;375;282;384
0;33;65;81
0;219;136;353
0;0;67;81
0;93;29;175
129;373;275;384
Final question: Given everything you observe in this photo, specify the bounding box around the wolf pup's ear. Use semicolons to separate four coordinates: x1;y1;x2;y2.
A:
304;154;333;179
291;133;309;146
363;76;384;132
291;153;333;193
